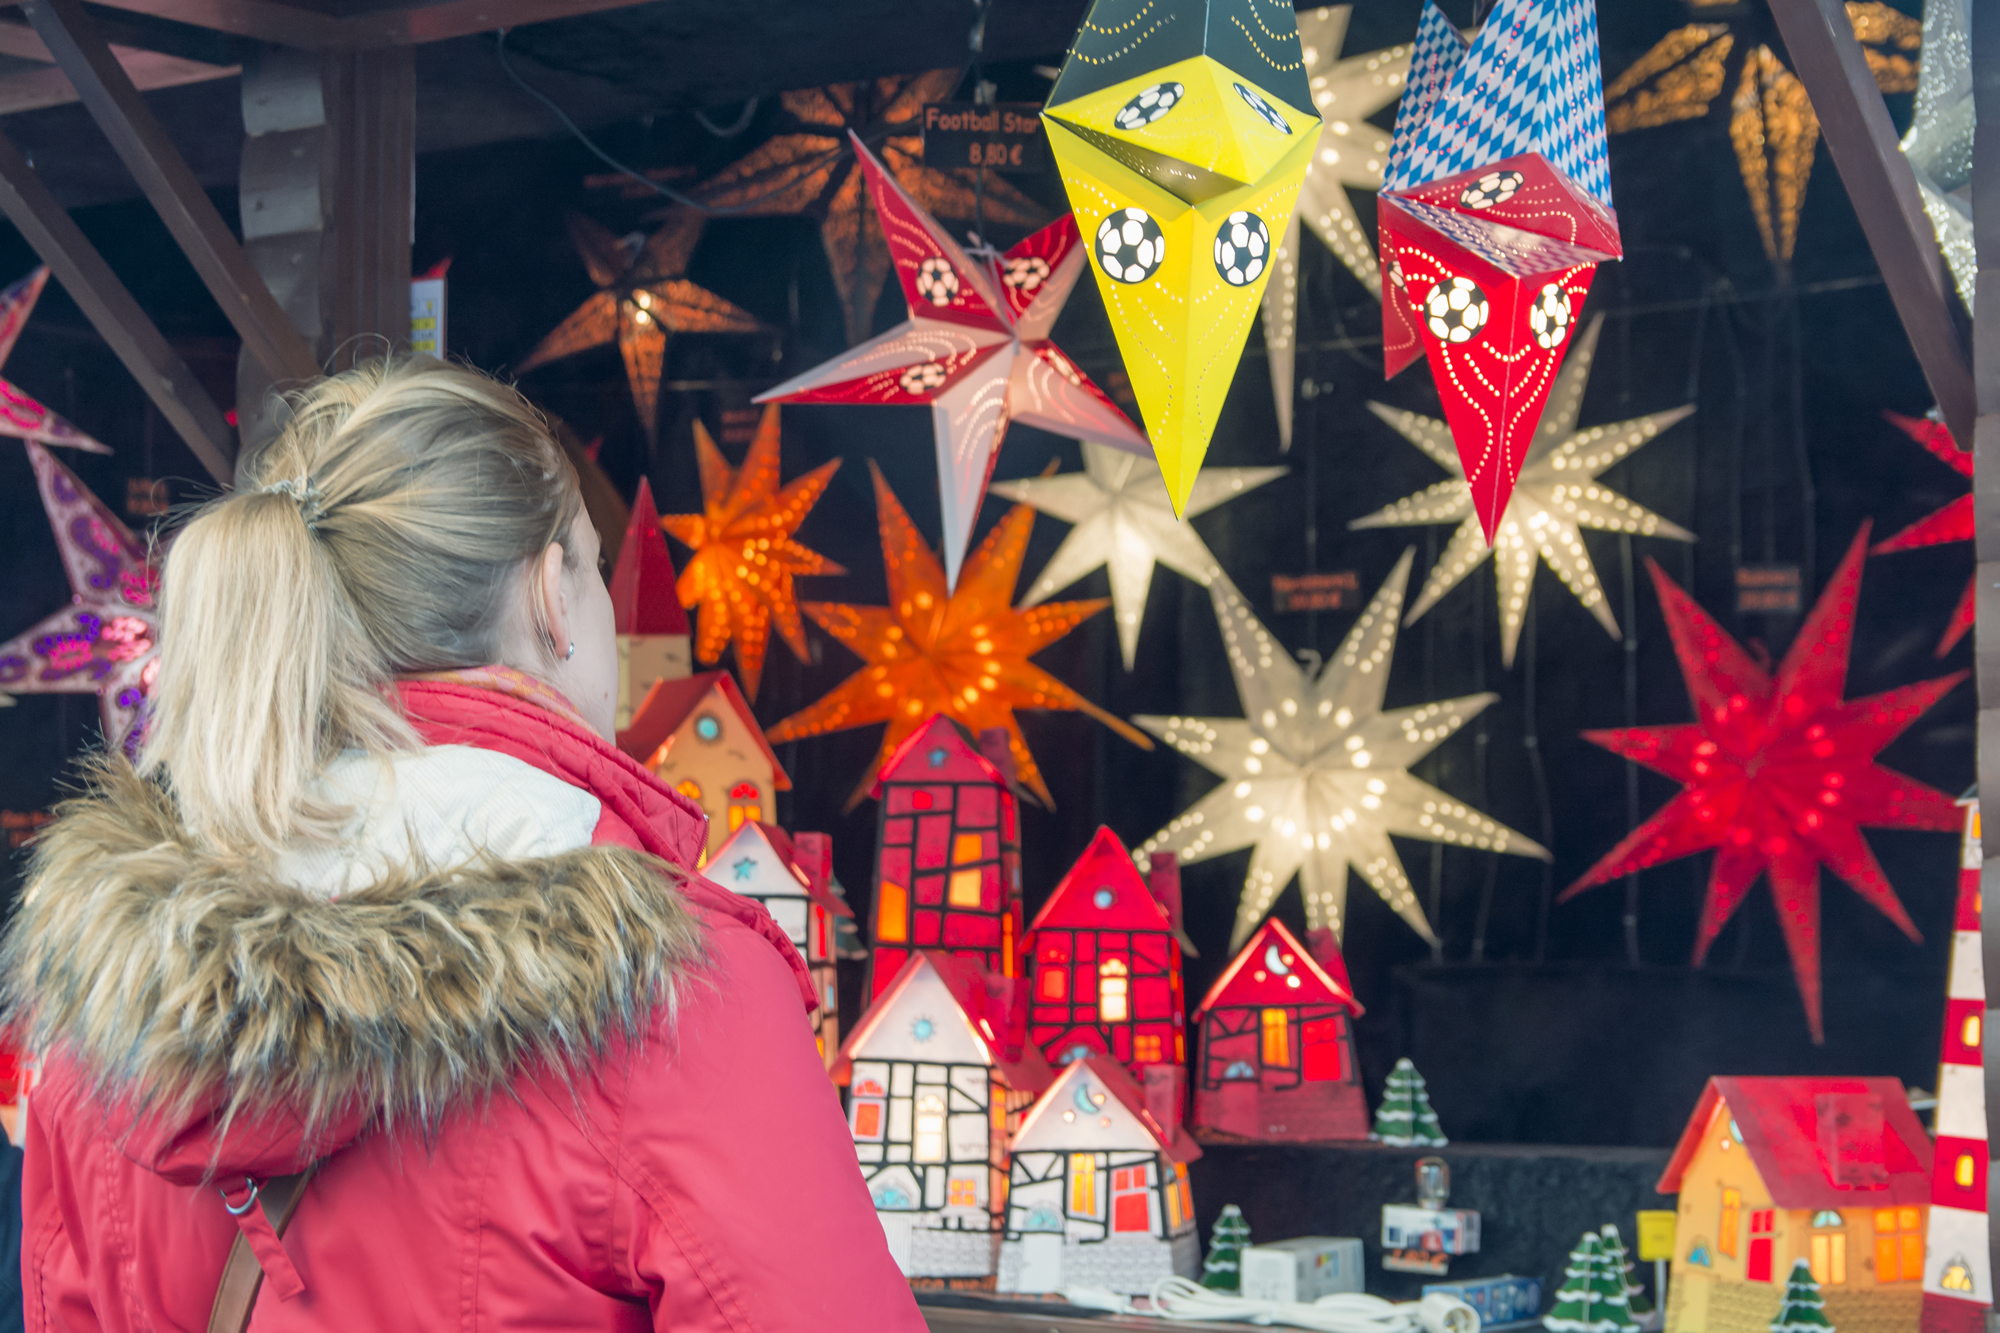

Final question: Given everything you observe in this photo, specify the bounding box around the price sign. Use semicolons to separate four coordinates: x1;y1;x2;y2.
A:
922;102;1047;174
1735;564;1801;614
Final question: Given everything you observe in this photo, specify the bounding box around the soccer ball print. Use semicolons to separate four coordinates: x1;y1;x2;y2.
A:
1213;211;1270;287
1458;170;1525;211
1115;82;1185;130
1096;208;1166;284
1425;277;1488;343
1527;282;1571;349
1004;255;1051;293
915;257;960;306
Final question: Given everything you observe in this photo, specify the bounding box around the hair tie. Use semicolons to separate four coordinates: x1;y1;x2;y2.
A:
260;477;327;528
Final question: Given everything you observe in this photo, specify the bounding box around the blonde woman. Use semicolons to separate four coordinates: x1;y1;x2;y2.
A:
2;360;922;1331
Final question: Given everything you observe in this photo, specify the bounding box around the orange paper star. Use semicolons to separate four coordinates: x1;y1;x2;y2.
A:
515;209;765;440
768;461;1149;806
660;404;843;699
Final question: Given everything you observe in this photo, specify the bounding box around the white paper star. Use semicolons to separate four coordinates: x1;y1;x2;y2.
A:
1351;316;1694;667
1136;553;1548;950
993;444;1285;670
1900;0;1973;313
1261;6;1414;449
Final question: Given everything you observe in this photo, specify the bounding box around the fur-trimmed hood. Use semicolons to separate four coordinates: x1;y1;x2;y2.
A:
1;756;703;1174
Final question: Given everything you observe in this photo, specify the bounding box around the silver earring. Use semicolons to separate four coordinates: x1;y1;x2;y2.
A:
565;641;576;661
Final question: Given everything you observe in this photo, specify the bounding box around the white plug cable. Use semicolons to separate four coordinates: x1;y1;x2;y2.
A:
1057;1279;1482;1333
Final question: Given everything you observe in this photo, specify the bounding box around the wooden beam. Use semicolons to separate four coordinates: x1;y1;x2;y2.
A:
22;0;319;385
0;125;234;480
1766;0;1977;446
0;31;237;117
85;0;659;50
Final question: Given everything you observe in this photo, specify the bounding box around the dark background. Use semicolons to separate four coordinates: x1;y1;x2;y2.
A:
0;0;1968;1151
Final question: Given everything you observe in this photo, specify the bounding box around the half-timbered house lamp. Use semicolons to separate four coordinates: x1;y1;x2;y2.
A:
616;669;791;863
995;1055;1199;1295
607;476;691;731
705;821;851;1063
832;951;1053;1280
864;714;1027;1003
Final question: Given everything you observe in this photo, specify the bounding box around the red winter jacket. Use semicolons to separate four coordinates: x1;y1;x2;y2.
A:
5;680;922;1331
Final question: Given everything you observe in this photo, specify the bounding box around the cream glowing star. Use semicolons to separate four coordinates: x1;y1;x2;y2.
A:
1261;7;1413;450
991;442;1284;670
1136;554;1549;950
1900;0;1972;313
1043;0;1322;516
1350;316;1693;667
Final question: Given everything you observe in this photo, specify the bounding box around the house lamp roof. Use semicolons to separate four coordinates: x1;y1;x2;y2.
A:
833;950;1053;1094
1658;1076;1934;1208
1027;827;1176;936
1012;1054;1197;1164
610;477;689;636
706;821;849;918
1193;918;1363;1019
615;669;791;788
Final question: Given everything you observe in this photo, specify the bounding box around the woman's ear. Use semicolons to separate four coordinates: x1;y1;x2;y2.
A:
538;542;571;656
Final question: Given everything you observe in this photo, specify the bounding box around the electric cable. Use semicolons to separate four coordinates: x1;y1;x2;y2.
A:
1060;1279;1482;1333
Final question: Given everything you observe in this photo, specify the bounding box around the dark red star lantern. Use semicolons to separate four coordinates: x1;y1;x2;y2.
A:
1562;526;1966;1042
1870;411;1972;656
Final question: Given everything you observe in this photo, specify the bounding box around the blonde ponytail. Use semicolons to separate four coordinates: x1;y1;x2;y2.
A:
138;358;583;856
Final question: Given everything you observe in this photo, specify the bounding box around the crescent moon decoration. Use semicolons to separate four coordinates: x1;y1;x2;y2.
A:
1265;943;1292;975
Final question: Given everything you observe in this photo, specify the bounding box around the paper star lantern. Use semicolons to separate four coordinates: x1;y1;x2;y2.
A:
1041;0;1322;516
0;441;157;746
758;134;1146;589
1352;316;1693;666
0;269;108;454
767;461;1148;807
1376;0;1623;545
658;404;843;700
691;70;1048;347
992;442;1283;670
1604;2;1919;266
1870;410;1971;656
1136;554;1549;951
1562;527;1965;1042
515;210;764;441
1900;0;1972;312
1261;7;1413;449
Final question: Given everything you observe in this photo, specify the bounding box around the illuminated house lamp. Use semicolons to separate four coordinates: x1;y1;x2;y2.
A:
1657;1077;1934;1333
1024;827;1195;1143
1189;918;1367;1144
1921;798;1989;1333
995;1054;1199;1296
706;822;852;1064
616;669;789;863
608;477;692;731
832;950;1053;1280
865;714;1025;1003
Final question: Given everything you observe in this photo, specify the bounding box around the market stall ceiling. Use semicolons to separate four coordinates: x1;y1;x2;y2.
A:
0;0;1091;207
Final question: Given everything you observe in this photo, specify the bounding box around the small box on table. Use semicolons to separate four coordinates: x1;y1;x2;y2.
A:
1239;1237;1365;1303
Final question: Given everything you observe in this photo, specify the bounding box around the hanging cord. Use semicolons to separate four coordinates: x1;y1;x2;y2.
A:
1469;561;1498;961
693;99;759;138
1619;532;1642;965
1062;1279;1480;1333
1526;592;1555;961
1423;526;1445;962
1784;289;1815;598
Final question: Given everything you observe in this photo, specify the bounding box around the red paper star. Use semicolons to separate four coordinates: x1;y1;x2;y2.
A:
1562;526;1966;1041
1870;411;1972;656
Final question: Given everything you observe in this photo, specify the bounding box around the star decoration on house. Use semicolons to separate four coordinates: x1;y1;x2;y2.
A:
1262;6;1414;449
1352;316;1694;667
1562;527;1966;1042
0;440;158;747
1137;553;1549;951
515;210;765;441
658;403;843;700
1900;0;1973;312
691;70;1047;347
758;133;1146;589
1870;410;1971;656
767;460;1148;808
0;268;109;453
991;442;1284;670
1604;1;1919;265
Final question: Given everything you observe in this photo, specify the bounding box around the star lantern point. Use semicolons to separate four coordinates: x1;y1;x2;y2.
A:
1138;551;1550;952
1868;410;1972;656
658;404;843;700
767;461;1149;807
1561;526;1966;1042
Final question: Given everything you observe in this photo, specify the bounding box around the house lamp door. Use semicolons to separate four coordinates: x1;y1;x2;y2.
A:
1746;1210;1775;1282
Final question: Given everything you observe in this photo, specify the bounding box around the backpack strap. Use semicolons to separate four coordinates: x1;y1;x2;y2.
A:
208;1165;317;1333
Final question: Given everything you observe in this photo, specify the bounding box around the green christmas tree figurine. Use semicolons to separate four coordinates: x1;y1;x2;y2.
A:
1372;1058;1448;1146
1771;1259;1834;1333
1545;1230;1638;1333
1201;1205;1252;1291
1600;1224;1651;1319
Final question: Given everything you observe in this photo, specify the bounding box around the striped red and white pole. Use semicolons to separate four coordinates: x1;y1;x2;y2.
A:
1922;799;1989;1333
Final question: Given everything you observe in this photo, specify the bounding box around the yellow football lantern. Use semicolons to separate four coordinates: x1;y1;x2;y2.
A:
1045;0;1321;515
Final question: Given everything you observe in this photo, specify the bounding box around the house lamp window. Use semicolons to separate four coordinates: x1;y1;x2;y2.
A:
727;781;761;831
914;1093;946;1163
1940;1255;1976;1294
1808;1213;1846;1287
1873;1207;1923;1282
1098;959;1129;1022
693;712;723;742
